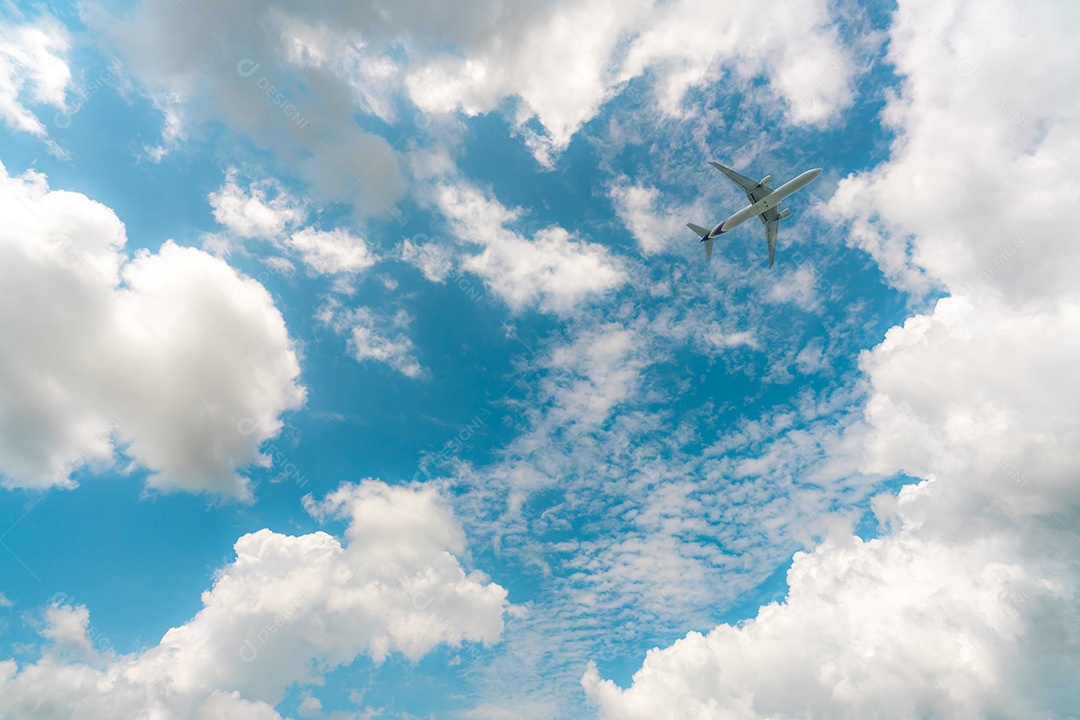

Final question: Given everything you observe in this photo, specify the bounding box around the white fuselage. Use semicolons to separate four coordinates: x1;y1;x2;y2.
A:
710;168;822;237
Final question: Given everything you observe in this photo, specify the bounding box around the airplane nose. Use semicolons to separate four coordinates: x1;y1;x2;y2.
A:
808;168;823;180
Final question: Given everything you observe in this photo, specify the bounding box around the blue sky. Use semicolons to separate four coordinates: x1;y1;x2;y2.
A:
1;1;1078;718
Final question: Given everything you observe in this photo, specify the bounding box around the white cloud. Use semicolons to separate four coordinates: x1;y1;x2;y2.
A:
209;170;306;240
435;182;626;314
619;0;853;124
263;255;297;276
542;324;645;430
609;183;702;256
318;300;424;378
702;326;756;351
40;604;95;658
0;162;305;499
794;338;825;374
142;93;186;162
0;15;70;135
207;171;377;276
347;313;423;378
859;294;1080;535
405;0;654;164
400;235;454;282
767;266;819;310
285;227;376;275
0;480;508;718
297;693;322;716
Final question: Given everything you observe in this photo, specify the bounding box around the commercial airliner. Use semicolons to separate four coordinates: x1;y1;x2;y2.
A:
687;162;822;267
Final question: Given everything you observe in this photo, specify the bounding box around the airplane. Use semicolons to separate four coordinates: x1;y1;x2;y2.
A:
687;162;822;267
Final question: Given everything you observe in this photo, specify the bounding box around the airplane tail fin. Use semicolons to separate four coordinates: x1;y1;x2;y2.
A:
686;223;713;262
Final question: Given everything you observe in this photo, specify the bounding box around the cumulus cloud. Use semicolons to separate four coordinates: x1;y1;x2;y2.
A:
585;1;1080;717
859;295;1080;540
825;0;1080;528
0;480;508;718
824;0;1080;302
0;162;305;499
39;603;96;658
583;525;1077;719
435;182;626;314
0;14;70;135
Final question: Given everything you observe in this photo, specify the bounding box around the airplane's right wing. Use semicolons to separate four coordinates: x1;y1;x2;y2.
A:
708;161;773;204
762;208;779;268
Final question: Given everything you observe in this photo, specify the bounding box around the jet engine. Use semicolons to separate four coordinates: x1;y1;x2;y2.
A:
778;208;792;219
760;175;772;186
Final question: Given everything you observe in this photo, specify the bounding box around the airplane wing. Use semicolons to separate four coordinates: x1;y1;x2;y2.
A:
708;161;773;204
762;208;779;268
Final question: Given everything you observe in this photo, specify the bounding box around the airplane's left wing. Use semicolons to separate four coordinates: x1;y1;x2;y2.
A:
708;161;773;204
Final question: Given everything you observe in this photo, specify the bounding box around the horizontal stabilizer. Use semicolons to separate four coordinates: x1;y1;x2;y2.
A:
704;237;714;262
686;223;709;237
